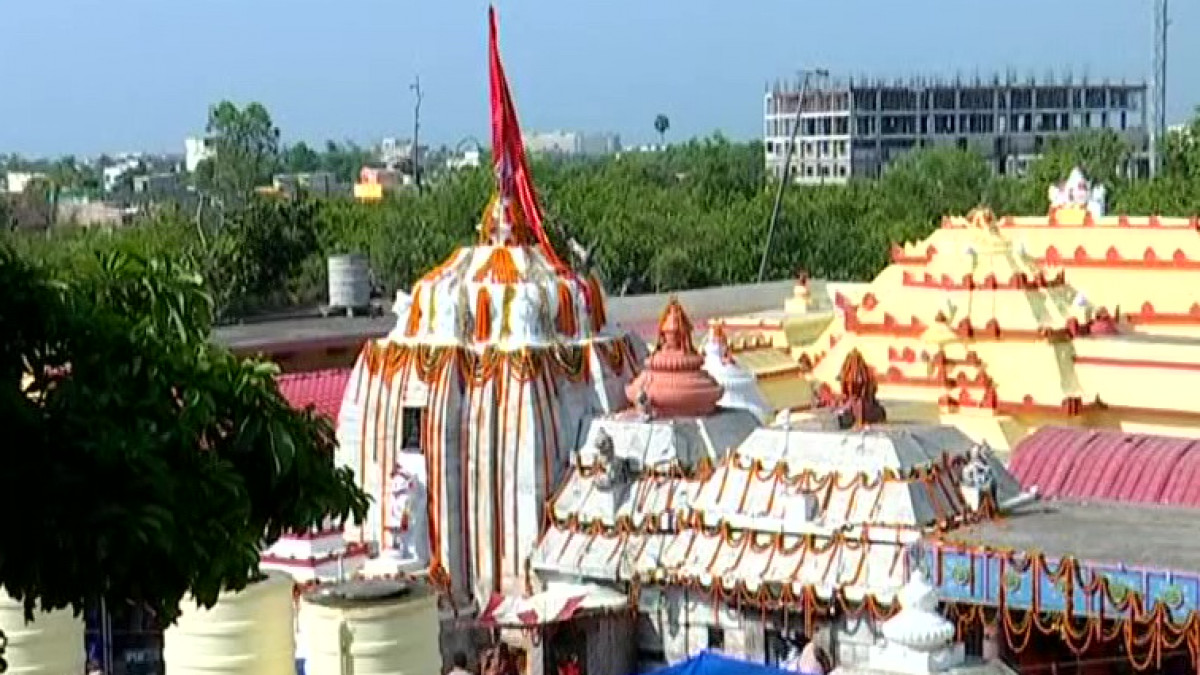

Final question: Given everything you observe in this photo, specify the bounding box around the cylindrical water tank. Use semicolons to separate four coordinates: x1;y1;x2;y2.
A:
0;593;85;675
328;254;371;310
163;571;295;675
299;579;439;675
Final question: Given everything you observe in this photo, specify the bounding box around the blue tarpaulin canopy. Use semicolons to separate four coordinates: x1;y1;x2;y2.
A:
641;651;797;675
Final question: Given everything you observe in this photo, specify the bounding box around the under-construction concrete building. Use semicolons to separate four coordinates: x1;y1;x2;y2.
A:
763;73;1149;184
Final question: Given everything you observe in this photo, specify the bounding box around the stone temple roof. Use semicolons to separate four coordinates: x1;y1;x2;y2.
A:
534;420;1021;603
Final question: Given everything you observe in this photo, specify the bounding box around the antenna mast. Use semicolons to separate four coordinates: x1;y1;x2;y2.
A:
757;68;829;283
411;76;424;193
1150;0;1168;178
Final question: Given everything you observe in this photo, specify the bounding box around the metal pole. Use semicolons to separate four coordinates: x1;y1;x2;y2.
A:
411;76;424;193
1150;0;1168;178
757;69;827;283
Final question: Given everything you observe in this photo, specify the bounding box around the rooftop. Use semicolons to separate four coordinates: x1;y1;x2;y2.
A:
941;500;1200;573
215;280;795;353
1009;426;1200;508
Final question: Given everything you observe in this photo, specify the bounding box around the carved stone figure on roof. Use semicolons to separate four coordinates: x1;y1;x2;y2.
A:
961;443;996;490
837;349;887;427
959;442;997;511
635;386;652;421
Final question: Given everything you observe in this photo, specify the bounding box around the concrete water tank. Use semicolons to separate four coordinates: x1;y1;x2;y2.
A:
163;571;295;675
0;593;85;675
299;579;439;675
327;254;371;311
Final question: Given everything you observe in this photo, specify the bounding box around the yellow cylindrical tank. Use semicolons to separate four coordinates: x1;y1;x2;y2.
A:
163;571;296;675
0;593;85;675
299;579;440;675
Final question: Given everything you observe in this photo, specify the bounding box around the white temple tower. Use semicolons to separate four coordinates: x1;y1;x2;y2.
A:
335;8;643;612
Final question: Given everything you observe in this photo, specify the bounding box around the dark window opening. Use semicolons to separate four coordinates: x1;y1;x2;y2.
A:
707;627;726;651
402;407;423;451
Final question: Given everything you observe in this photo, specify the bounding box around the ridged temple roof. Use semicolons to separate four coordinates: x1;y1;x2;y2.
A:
1010;426;1200;508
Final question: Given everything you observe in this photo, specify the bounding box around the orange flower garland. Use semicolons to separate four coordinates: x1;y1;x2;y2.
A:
475;287;493;342
556;281;577;337
474;246;521;284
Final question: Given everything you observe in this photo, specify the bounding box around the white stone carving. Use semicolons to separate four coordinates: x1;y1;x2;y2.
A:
869;571;963;674
382;452;430;567
1049;167;1106;218
507;283;543;343
432;283;460;341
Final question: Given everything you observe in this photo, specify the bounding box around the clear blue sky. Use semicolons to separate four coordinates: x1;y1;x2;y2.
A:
1;0;1195;156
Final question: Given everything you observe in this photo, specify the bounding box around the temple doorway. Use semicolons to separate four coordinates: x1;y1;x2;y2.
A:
548;622;587;675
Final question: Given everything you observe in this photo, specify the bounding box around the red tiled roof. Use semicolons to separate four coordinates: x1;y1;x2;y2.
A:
277;369;353;420
1009;426;1200;508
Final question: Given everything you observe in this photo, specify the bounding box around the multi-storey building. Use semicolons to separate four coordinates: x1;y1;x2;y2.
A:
523;130;622;157
763;74;1149;184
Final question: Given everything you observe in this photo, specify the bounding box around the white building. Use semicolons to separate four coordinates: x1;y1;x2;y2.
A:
764;73;1149;184
184;136;214;173
3;171;46;194
103;157;144;192
524;130;622;157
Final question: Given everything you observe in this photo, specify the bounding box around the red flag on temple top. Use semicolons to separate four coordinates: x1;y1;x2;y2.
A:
487;6;568;270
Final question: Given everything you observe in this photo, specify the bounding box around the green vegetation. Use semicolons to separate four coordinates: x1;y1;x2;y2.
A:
0;246;369;622
6;104;1200;324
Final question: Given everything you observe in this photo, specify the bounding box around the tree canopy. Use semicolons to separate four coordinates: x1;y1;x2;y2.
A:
7;103;1200;326
0;245;368;624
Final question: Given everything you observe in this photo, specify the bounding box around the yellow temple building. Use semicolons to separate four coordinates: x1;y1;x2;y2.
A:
715;169;1200;452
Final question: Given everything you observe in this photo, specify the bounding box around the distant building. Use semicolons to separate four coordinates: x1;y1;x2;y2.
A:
378;138;429;168
132;172;183;197
763;73;1149;184
103;157;144;192
353;166;410;202
184;136;214;173
4;171;46;194
524;131;622;157
446;149;482;171
273;172;341;197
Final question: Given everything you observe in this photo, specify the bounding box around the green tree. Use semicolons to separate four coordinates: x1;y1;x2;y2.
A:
195;101;281;201
0;246;368;625
654;114;670;146
318;140;375;183
281;141;322;174
203;195;322;319
1027;129;1132;193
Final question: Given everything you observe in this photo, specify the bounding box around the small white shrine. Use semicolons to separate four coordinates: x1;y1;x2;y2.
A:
832;571;1014;675
702;326;772;423
1047;167;1106;220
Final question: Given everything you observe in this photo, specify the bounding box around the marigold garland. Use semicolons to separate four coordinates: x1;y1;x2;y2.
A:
556;281;577;337
405;284;425;336
475;287;493;342
586;275;607;332
474;246;521;284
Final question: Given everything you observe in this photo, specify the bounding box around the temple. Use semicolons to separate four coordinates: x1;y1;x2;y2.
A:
715;168;1200;451
256;14;1200;675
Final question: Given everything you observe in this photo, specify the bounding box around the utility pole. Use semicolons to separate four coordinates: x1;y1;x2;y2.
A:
411;76;424;193
757;68;829;283
1150;0;1168;178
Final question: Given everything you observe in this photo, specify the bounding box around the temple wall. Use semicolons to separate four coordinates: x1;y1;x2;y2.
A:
636;588;768;664
583;615;637;675
825;614;880;668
